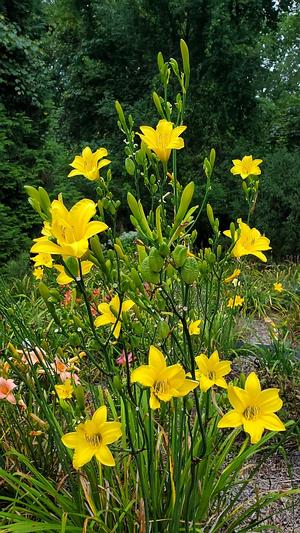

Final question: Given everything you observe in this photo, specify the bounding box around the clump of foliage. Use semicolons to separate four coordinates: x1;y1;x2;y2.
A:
0;41;299;532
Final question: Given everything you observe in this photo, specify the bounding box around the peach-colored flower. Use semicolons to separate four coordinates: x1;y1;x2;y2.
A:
21;347;45;365
51;357;80;384
0;378;17;404
115;350;134;367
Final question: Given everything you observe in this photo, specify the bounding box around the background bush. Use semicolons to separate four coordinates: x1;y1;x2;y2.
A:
0;0;299;270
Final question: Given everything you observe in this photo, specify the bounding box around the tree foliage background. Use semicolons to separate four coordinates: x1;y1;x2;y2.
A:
0;0;299;271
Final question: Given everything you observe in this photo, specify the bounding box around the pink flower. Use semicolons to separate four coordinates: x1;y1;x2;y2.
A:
21;347;45;365
51;357;80;384
115;350;134;367
61;371;80;385
0;378;17;404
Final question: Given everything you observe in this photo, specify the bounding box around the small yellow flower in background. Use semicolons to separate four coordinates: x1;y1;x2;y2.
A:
227;295;244;308
94;294;135;339
273;282;283;293
33;267;44;280
62;405;122;469
218;372;285;444
195;351;231;392
224;219;271;262
230;155;262;180
224;269;241;284
55;379;74;400
131;346;198;410
32;253;53;268
31;198;108;258
68;146;111;181
188;319;202;335
54;260;93;285
139;119;187;163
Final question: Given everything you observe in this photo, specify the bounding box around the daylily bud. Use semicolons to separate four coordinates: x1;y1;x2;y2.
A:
125;158;135;176
152;91;164;117
64;257;78;279
207;252;216;266
206;204;215;227
49;289;61;302
217;244;222;260
38;282;49;301
230;222;236;241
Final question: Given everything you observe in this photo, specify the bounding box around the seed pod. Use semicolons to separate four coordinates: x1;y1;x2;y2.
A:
199;260;208;276
140;257;160;284
172;245;188;268
130;268;144;290
148;247;164;272
157;320;170;339
159;242;169;257
181;256;199;284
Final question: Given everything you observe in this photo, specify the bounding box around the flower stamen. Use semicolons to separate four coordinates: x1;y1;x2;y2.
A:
243;405;260;420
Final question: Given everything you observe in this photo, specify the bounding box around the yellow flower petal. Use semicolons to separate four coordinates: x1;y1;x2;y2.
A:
131;365;156;386
92;405;107;427
149;392;160;410
199;375;214;392
243;419;264;444
218;410;243;428
112;320;121;339
259;389;283;413
149;346;166;369
259;413;285;432
94;314;114;327
195;354;209;374
122;299;135;313
101;422;122;445
73;446;95;469
95;445;115;466
228;386;249;412
245;372;261;398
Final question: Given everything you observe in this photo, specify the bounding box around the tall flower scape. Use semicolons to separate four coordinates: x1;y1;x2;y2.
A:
0;40;297;533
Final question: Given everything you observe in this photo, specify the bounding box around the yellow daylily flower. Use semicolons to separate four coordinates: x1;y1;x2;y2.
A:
68;146;111;181
31;198;108;258
33;267;44;280
224;219;271;262
273;282;283;293
224;269;241;284
188;319;202;335
195;351;231;392
227;295;244;308
32;253;53;268
62;405;122;469
218;372;285;443
230;155;262;180
55;379;74;400
131;346;198;410
94;294;135;339
139;119;187;163
54;260;93;285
